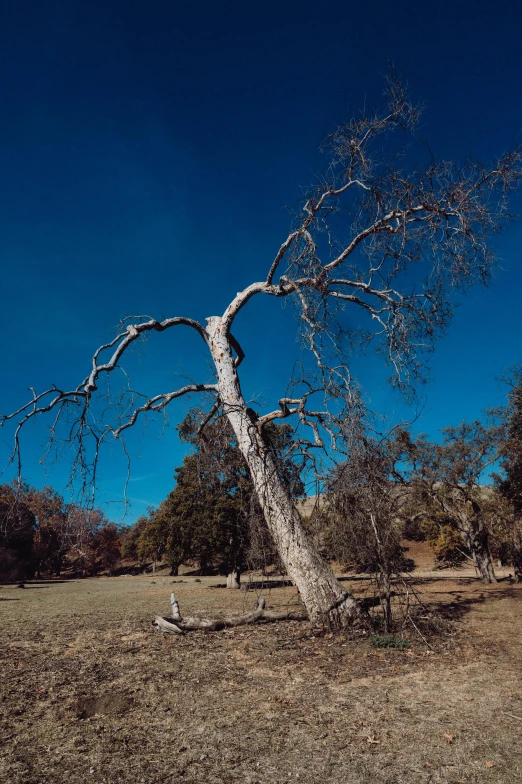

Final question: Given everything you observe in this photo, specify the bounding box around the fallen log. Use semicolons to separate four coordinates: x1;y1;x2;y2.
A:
153;591;308;634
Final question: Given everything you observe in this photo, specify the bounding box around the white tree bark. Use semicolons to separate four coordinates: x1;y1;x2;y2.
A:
464;526;497;584
154;592;307;633
206;317;366;630
453;507;497;584
226;568;241;589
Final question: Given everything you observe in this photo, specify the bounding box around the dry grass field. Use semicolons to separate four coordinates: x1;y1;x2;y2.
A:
1;554;521;784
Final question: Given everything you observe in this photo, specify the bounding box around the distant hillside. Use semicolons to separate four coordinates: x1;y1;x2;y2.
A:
296;494;437;570
296;495;323;518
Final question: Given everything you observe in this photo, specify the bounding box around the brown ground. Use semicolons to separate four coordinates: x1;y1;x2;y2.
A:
1;553;521;784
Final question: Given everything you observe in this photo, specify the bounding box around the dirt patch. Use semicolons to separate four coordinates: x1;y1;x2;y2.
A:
74;694;134;719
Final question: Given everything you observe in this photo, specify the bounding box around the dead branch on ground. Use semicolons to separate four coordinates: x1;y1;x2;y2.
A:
152;591;307;634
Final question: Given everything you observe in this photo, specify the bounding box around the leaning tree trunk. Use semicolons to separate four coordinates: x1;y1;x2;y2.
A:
513;521;522;583
206;317;366;630
381;568;392;633
513;548;522;583
459;517;497;584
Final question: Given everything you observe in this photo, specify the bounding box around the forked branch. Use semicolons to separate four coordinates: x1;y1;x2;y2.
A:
0;315;215;485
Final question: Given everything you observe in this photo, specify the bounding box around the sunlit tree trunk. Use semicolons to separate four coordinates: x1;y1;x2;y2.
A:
458;513;496;584
513;522;522;583
207;317;365;630
226;568;241;589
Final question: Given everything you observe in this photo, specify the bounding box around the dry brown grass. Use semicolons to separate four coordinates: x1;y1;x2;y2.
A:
1;563;521;784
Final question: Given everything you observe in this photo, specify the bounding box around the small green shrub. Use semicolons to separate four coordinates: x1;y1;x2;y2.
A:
370;633;410;649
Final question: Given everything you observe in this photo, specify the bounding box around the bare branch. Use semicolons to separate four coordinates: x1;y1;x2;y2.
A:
196;399;222;436
153;593;307;634
229;333;245;368
82;316;208;394
112;384;218;437
1;319;216;502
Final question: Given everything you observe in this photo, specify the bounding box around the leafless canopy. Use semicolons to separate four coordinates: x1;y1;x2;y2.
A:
2;75;521;499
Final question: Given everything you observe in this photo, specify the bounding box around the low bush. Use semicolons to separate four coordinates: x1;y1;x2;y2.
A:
370;633;410;649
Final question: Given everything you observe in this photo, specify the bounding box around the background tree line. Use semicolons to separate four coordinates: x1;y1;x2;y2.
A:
0;483;122;582
121;412;305;586
3;370;521;590
319;365;522;587
121;366;522;592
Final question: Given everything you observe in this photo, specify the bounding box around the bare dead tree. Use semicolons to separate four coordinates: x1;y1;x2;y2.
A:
322;426;416;632
2;75;521;629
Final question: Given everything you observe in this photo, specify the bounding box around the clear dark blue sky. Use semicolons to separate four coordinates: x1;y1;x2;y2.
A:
1;0;521;520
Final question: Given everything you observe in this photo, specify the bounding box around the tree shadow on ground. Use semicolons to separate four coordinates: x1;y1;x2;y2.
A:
420;585;521;623
23;579;76;585
15;583;66;589
209;578;294;590
413;575;482;586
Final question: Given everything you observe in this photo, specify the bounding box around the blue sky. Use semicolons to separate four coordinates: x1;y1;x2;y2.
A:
1;0;521;521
